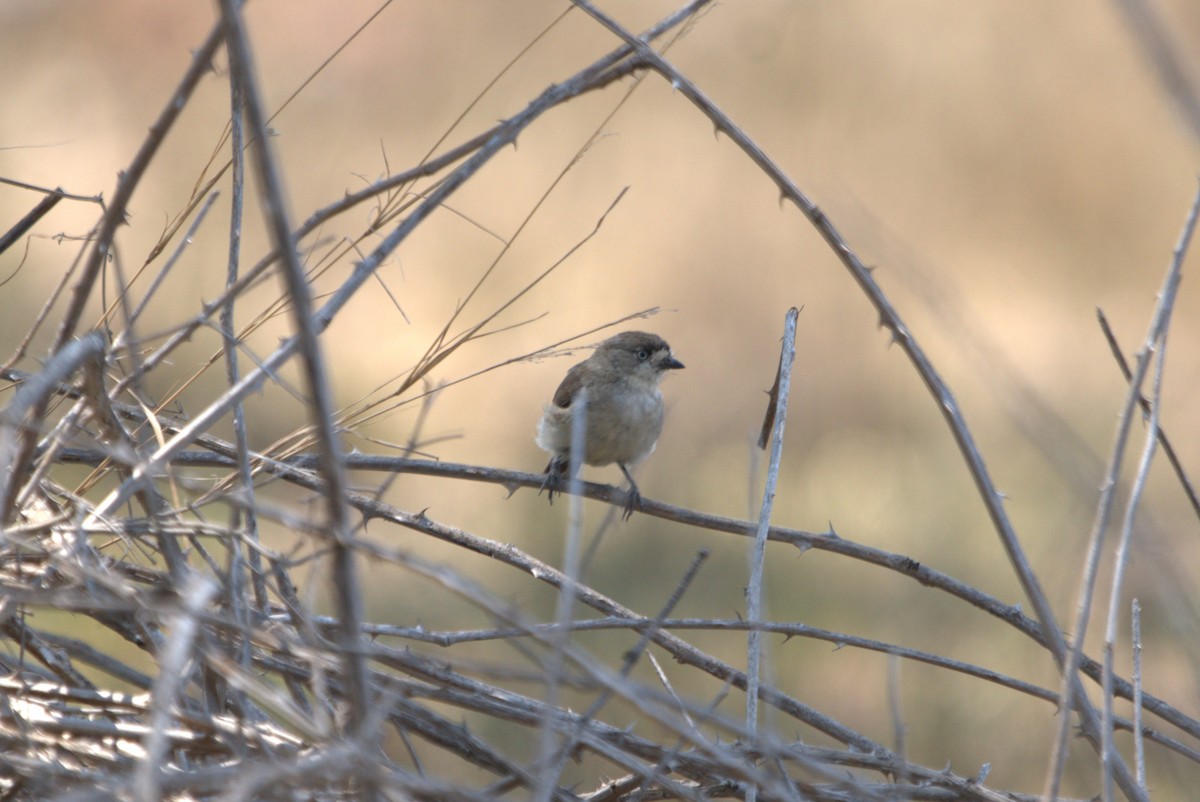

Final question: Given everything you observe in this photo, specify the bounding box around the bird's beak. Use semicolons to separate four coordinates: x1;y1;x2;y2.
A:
663;355;685;370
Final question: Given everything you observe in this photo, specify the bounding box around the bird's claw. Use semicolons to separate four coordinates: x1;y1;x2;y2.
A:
540;457;568;505
617;463;643;521
621;485;642;521
541;459;644;522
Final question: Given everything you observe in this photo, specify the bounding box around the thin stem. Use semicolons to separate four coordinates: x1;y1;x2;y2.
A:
217;0;371;758
745;307;798;802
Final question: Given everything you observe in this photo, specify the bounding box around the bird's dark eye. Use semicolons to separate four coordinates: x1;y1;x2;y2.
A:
635;349;650;361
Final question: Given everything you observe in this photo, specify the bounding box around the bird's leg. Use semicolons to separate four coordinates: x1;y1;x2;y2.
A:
540;455;570;504
617;463;642;521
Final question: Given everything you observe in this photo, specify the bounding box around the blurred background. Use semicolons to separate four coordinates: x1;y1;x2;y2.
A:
3;0;1200;796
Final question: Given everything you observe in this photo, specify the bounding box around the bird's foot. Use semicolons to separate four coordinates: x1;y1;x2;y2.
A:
540;457;569;505
621;484;642;521
617;463;642;521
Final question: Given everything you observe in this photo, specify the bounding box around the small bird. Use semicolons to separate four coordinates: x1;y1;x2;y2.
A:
536;331;684;519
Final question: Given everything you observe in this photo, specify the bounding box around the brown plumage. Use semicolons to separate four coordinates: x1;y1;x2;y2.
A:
536;331;684;519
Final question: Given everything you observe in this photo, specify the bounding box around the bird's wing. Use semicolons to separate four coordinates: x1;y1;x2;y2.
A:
551;362;588;408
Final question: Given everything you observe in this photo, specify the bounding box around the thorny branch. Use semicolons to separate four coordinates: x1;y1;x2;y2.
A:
1;2;1197;801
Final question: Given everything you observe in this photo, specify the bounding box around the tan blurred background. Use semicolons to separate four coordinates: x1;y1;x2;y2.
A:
3;0;1200;795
